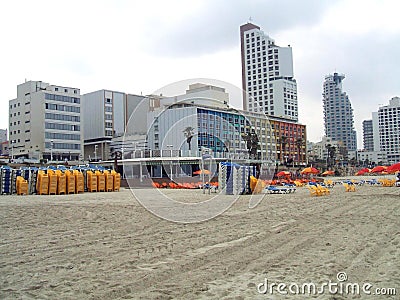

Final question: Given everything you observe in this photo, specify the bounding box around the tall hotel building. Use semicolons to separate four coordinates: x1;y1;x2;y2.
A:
9;81;83;160
322;73;357;152
378;96;400;163
240;22;298;121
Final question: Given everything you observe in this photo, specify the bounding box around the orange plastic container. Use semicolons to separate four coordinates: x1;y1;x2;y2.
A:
73;170;84;193
16;176;29;195
95;171;106;192
47;170;58;195
104;170;114;192
65;170;75;194
111;170;121;191
55;170;66;195
36;171;49;195
86;170;97;192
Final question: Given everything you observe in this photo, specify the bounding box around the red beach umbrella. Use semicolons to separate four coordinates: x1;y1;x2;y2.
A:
370;166;387;173
386;162;400;173
355;168;370;176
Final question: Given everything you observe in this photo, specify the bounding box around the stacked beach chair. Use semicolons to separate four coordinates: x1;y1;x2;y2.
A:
218;162;256;195
1;167;13;194
0;165;121;196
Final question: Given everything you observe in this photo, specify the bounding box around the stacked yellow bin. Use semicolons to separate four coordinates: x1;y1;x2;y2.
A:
47;170;58;195
86;170;97;192
65;170;75;194
16;176;29;195
73;170;84;193
111;170;121;191
55;170;66;195
95;170;106;192
36;171;49;195
104;170;114;192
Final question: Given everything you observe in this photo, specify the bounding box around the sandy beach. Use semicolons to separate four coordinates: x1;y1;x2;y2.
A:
0;177;399;299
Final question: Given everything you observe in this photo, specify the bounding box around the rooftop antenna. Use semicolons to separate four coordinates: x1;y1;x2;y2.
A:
248;16;253;23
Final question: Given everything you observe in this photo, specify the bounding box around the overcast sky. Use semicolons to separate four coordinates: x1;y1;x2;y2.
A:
1;0;399;146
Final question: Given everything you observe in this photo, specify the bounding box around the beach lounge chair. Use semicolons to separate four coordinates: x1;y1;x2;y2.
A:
317;184;330;195
266;186;288;194
324;180;334;188
307;185;320;196
282;183;296;193
343;182;356;192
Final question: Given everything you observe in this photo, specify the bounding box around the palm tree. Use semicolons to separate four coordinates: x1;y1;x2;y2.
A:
295;138;303;165
279;135;288;164
183;127;195;150
325;144;336;168
242;132;260;159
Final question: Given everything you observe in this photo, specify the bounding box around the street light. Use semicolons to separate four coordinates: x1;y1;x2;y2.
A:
167;145;173;157
94;144;98;161
50;140;54;161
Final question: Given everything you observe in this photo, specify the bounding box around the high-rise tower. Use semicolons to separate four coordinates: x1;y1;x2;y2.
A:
322;73;357;151
240;22;298;121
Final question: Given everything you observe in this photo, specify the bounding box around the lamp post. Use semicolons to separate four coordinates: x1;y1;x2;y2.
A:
10;141;13;162
50;140;54;161
94;144;98;161
167;145;173;157
132;142;137;158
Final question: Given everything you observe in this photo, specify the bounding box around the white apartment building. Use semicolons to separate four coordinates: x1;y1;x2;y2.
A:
82;89;147;160
356;150;387;165
9;81;82;161
311;136;344;161
240;23;298;121
378;96;400;164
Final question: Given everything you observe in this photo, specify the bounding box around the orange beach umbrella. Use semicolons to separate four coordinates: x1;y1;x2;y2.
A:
193;169;211;175
276;171;291;177
300;167;320;175
321;170;335;176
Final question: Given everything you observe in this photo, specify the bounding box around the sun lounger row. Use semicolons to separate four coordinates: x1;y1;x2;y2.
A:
265;185;296;194
307;184;330;196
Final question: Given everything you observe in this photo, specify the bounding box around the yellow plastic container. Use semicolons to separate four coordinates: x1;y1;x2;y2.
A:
73;170;85;193
16;176;29;195
36;171;49;195
65;170;75;194
95;171;106;192
111;170;121;191
86;170;97;192
47;169;58;195
55;170;66;195
104;170;114;192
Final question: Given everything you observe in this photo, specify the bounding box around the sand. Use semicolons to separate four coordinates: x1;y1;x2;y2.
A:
0;177;399;299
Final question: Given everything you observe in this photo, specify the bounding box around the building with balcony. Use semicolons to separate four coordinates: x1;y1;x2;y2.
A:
322;72;357;152
378;96;400;164
8;80;82;161
240;22;298;121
